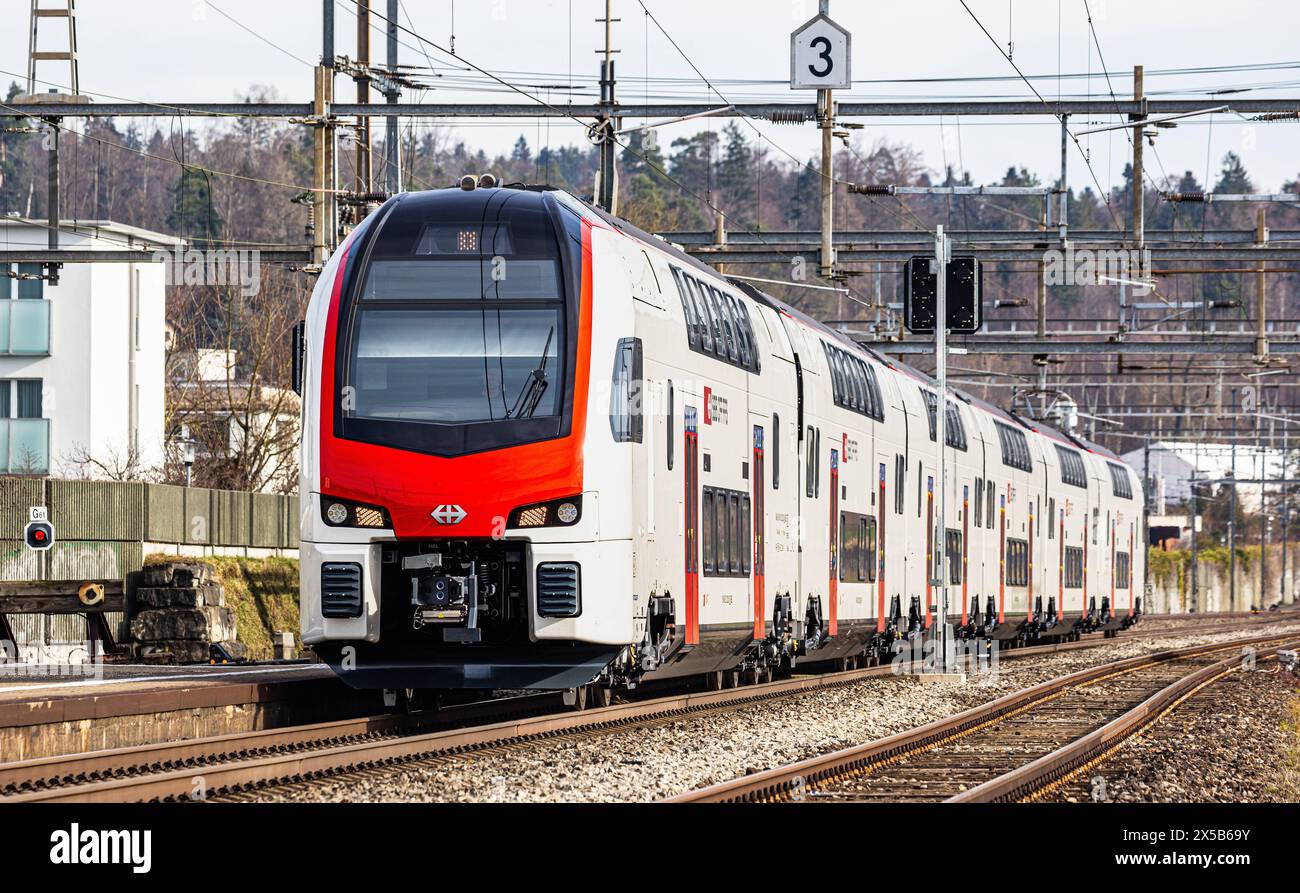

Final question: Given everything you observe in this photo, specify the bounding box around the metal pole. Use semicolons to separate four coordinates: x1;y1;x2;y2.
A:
45;116;59;286
934;224;953;672
1131;65;1144;248
1283;427;1292;604
355;0;371;195
595;0;618;213
819;86;835;279
1229;386;1238;611
1058;114;1069;242
385;0;400;194
1190;439;1199;612
1255;208;1268;361
322;0;335;66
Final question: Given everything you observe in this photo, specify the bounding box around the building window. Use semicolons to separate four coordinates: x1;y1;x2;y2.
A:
17;263;44;300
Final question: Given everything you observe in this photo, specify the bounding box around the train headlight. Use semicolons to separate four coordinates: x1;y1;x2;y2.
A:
321;496;392;529
508;495;582;529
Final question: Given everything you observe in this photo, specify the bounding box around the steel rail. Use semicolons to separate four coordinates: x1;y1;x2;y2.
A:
0;617;1285;803
948;643;1296;802
667;632;1299;803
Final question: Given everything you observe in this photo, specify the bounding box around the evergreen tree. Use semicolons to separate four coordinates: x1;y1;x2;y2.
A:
1214;152;1253;194
166;166;223;245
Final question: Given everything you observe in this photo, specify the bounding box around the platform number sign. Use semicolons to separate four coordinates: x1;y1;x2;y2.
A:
790;13;851;90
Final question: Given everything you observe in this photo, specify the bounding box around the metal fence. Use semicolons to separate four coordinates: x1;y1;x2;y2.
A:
0;477;299;583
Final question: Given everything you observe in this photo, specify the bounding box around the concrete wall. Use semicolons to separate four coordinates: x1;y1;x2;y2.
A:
1147;543;1300;614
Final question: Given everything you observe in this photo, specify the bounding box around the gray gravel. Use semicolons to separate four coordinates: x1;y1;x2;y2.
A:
256;621;1300;803
1051;662;1300;803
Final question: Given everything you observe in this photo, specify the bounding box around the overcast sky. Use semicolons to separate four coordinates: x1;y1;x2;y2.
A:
4;0;1299;194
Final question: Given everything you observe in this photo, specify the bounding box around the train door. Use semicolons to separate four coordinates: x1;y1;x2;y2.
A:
751;422;766;638
683;406;700;645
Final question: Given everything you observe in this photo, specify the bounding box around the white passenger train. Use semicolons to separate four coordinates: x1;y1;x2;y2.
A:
296;181;1144;697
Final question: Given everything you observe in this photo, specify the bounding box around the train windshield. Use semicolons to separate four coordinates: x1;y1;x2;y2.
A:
336;188;581;456
350;306;560;423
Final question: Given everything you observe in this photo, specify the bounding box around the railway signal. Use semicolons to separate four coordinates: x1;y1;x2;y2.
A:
903;255;983;335
24;506;55;551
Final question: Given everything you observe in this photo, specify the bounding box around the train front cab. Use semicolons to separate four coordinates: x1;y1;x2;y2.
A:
299;186;637;692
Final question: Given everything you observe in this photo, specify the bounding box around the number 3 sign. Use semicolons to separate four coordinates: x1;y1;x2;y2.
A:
790;12;851;90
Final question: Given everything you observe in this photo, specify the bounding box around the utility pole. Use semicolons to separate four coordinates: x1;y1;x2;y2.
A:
595;0;619;213
932;224;955;674
313;1;337;265
1131;65;1145;249
1229;386;1238;611
384;0;401;194
818;0;835;281
354;0;372;195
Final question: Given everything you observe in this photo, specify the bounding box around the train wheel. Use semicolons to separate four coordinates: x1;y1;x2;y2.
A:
562;686;588;711
590;685;614;709
707;671;724;691
726;669;741;688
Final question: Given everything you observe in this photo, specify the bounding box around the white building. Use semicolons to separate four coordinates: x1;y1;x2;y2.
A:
1121;441;1287;514
0;217;179;477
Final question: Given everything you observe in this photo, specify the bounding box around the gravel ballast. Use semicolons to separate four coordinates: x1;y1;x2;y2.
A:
256;621;1300;803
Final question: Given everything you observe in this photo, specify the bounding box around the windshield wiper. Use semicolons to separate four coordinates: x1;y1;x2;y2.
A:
508;326;554;419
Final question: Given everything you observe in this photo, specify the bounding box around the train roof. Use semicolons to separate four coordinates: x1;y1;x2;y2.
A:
503;185;1130;469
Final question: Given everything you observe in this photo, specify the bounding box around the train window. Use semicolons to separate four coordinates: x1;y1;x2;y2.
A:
684;276;716;355
729;493;742;573
1005;538;1029;586
709;286;739;363
667;381;675;470
741;496;752;575
821;341;885;421
1092;508;1099;545
921;389;967;450
739;303;761;373
838;512;877;582
609;337;644;443
1055;445;1088;488
803;428;812;496
894;454;905;515
670;268;701;350
946;529;963;584
973;478;983;527
995;421;1033;472
916;460;923;518
702;489;715;573
1107;462;1133;499
1115;551;1131;589
986;480;995;528
814;428;822;498
701;486;751;578
1064;547;1084;588
772;413;780;489
1048;498;1055;538
723;293;752;369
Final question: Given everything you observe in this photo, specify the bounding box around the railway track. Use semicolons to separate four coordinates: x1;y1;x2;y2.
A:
1;617;1292;803
669;632;1300;803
